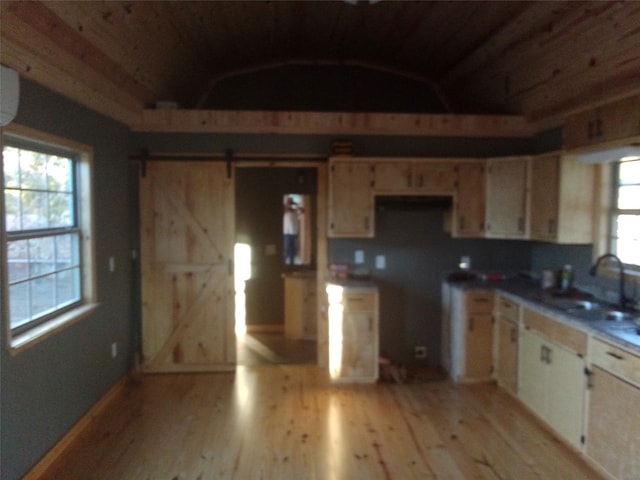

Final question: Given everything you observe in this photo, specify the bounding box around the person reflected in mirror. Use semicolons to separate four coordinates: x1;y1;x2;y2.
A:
283;196;303;265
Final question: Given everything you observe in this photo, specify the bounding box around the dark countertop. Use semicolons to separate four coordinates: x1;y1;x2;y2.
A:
446;274;640;354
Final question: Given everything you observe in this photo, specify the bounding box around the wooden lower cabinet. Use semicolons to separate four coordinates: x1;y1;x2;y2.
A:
449;288;494;382
518;328;586;450
495;316;518;394
284;273;317;340
327;284;379;382
586;340;640;480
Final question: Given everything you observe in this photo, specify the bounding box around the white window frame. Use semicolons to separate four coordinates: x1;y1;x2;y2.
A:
609;158;640;271
1;124;97;354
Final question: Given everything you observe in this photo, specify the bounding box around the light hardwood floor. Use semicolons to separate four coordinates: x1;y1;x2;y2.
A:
43;366;604;480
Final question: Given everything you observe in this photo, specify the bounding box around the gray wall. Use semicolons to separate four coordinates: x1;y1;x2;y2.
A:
1;80;134;480
329;201;534;366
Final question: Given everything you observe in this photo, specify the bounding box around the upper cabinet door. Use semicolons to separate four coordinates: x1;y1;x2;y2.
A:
530;153;595;244
328;159;374;238
413;161;457;194
485;156;530;239
529;154;560;241
453;161;486;238
372;161;413;193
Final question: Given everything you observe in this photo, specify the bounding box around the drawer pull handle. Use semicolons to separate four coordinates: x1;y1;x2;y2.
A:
606;351;624;360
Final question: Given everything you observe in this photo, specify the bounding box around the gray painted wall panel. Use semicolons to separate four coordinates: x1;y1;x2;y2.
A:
1;80;133;480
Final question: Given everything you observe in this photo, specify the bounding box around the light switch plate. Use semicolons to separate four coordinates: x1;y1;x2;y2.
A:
354;250;365;264
376;255;386;269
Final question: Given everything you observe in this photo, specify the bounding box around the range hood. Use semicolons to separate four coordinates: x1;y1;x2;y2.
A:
577;145;640;164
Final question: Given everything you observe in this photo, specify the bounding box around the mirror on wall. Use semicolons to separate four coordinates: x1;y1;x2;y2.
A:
283;194;313;266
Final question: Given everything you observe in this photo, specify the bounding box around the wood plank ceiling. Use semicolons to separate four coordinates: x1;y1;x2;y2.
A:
1;0;639;129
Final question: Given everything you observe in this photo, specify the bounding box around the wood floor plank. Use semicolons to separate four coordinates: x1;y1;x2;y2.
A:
41;366;605;480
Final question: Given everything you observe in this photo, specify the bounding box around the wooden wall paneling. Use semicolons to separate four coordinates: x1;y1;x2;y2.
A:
1;3;143;125
317;163;329;368
43;0;204;104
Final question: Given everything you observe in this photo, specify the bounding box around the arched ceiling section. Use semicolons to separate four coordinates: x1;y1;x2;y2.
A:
2;0;639;126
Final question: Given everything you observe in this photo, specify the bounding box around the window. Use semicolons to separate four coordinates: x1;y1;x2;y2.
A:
2;126;96;350
611;157;640;269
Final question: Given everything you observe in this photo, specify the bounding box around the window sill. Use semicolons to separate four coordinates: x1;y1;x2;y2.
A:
8;303;100;356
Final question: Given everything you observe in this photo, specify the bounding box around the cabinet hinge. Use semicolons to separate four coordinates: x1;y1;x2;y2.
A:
584;367;593;389
330;222;334;230
490;365;494;373
581;434;586;445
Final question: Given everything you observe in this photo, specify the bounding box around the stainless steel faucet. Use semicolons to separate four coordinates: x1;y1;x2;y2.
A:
589;253;628;309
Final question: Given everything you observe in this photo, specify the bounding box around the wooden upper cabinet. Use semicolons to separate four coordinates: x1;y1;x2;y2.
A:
412;161;457;193
328;158;374;238
453;160;485;238
530;154;594;244
564;95;640;149
372;159;456;194
372;160;413;192
485;156;530;239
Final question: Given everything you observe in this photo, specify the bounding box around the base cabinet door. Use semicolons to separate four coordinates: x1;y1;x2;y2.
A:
341;310;377;379
495;316;518;394
545;346;585;449
518;328;585;449
327;286;379;383
464;312;493;379
587;367;640;480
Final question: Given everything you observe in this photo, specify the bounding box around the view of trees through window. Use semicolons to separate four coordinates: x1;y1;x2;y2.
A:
613;158;640;268
3;145;81;331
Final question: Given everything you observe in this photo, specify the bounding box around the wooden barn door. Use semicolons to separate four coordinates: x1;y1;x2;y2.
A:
140;161;235;372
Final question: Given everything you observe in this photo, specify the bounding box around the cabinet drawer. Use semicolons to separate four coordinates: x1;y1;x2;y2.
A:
343;292;376;312
465;291;494;313
523;308;554;337
523;307;587;356
591;338;640;387
496;296;520;322
554;321;587;357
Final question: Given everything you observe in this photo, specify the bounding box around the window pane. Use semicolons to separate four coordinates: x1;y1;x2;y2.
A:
29;237;56;277
21;190;48;229
3;146;21;187
30;275;56;319
618;185;640;209
56;233;80;269
9;282;31;328
616;215;640;241
4;189;21;231
7;239;29;283
47;156;73;192
615;238;640;266
619;159;640;185
48;192;74;227
20;151;48;190
57;268;81;306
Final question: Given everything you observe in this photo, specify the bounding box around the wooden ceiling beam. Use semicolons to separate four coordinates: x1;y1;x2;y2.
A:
0;3;142;126
135;109;533;138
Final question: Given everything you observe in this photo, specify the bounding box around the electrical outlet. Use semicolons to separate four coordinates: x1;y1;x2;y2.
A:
414;346;427;359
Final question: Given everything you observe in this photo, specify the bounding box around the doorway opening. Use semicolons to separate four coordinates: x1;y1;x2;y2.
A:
234;166;319;366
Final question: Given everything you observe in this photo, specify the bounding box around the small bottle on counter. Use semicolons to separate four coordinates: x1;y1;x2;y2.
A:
560;264;573;291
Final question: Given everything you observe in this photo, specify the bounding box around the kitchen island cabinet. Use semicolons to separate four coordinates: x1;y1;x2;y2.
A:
326;282;379;383
328;158;374;238
586;338;640;480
